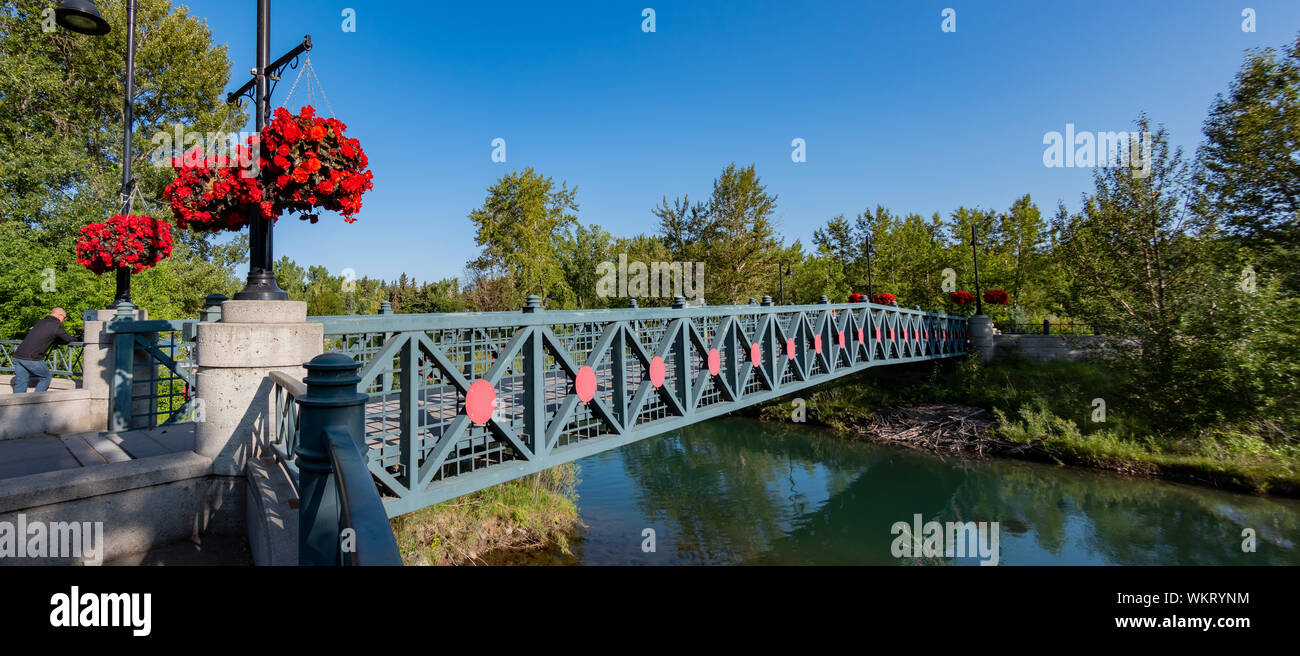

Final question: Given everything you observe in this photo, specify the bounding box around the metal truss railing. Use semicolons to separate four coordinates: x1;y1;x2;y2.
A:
1;340;85;381
311;299;969;517
269;370;305;477
103;318;199;431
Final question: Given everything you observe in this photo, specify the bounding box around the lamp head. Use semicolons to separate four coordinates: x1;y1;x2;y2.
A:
56;0;111;36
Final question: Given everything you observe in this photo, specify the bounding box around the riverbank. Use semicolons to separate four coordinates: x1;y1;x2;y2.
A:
388;463;582;565
756;356;1300;497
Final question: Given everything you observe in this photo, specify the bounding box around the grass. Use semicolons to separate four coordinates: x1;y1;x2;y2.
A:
759;355;1300;495
389;463;581;565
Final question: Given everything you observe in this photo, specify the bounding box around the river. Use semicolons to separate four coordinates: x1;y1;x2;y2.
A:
499;417;1300;565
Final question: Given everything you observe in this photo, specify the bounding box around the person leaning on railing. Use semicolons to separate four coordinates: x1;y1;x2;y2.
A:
11;308;81;393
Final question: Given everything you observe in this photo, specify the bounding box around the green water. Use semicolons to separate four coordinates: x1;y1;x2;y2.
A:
514;417;1300;565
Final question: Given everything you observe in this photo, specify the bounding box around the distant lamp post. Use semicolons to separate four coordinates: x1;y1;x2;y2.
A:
58;0;137;309
970;225;985;316
778;261;792;304
864;234;877;298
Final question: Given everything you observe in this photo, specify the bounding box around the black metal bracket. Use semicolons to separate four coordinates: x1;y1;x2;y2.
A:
225;34;313;106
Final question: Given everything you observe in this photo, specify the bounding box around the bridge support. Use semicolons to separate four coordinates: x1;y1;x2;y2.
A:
194;301;322;476
969;313;995;362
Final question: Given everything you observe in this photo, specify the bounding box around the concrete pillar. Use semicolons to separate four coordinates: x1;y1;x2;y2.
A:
969;313;995;362
195;301;322;476
81;307;148;431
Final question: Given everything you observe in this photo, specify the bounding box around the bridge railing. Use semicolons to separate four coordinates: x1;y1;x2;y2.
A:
1;340;84;381
268;371;306;477
309;296;970;517
103;317;199;431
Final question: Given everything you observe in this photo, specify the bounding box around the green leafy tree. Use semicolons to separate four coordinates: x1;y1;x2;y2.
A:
557;223;614;309
0;0;246;336
654;163;782;304
468;168;578;309
1199;33;1300;290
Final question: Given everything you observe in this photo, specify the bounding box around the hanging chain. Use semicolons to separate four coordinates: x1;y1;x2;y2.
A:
308;61;336;117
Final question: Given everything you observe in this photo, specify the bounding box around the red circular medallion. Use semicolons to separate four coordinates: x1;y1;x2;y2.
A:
785;338;795;358
574;365;597;403
750;343;762;367
837;330;846;349
814;334;822;353
465;379;496;425
649;356;666;388
707;348;720;376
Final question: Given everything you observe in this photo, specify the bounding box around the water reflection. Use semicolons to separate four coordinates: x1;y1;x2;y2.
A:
515;418;1300;565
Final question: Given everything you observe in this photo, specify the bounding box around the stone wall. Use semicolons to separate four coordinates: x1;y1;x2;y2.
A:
992;334;1120;362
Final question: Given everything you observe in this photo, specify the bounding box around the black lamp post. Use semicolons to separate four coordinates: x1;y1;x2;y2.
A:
57;0;135;309
226;0;311;301
970;224;985;316
778;261;792;304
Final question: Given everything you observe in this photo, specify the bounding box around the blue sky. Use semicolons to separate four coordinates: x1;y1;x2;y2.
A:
179;0;1300;283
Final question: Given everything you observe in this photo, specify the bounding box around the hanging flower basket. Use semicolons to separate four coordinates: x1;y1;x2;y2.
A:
950;290;976;305
871;292;896;305
983;289;1010;305
163;145;275;232
260;106;373;223
848;292;866;303
75;214;174;275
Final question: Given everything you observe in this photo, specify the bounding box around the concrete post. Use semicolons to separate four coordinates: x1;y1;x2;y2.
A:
969;313;995;362
195;301;322;476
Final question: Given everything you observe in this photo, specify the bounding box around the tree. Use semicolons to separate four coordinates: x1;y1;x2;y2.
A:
557;223;614;309
654;163;782;304
1055;118;1220;425
0;0;245;336
468;168;578;309
1199;32;1300;290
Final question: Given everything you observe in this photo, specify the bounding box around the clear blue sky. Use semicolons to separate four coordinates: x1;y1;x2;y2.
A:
179;0;1300;283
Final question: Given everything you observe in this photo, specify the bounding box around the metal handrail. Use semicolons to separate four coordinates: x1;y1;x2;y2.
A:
0;340;85;379
325;425;402;566
268;370;306;477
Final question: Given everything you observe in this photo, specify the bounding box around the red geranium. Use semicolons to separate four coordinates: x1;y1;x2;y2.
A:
848;292;866;303
871;292;897;305
163;145;276;232
983;289;1010;305
76;214;174;275
259;106;373;223
950;290;976;305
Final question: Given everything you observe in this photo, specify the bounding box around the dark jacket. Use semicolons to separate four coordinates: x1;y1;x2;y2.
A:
14;316;78;361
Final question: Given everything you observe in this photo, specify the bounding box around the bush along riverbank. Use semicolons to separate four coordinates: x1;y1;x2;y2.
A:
389;463;582;565
755;355;1300;497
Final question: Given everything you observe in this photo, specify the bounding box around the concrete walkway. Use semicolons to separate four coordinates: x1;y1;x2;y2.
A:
0;424;195;481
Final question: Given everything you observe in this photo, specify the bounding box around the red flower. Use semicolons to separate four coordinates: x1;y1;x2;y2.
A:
983;289;1010;305
871;292;896;305
950;290;976;305
257;106;373;224
163;135;276;232
75;214;173;275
